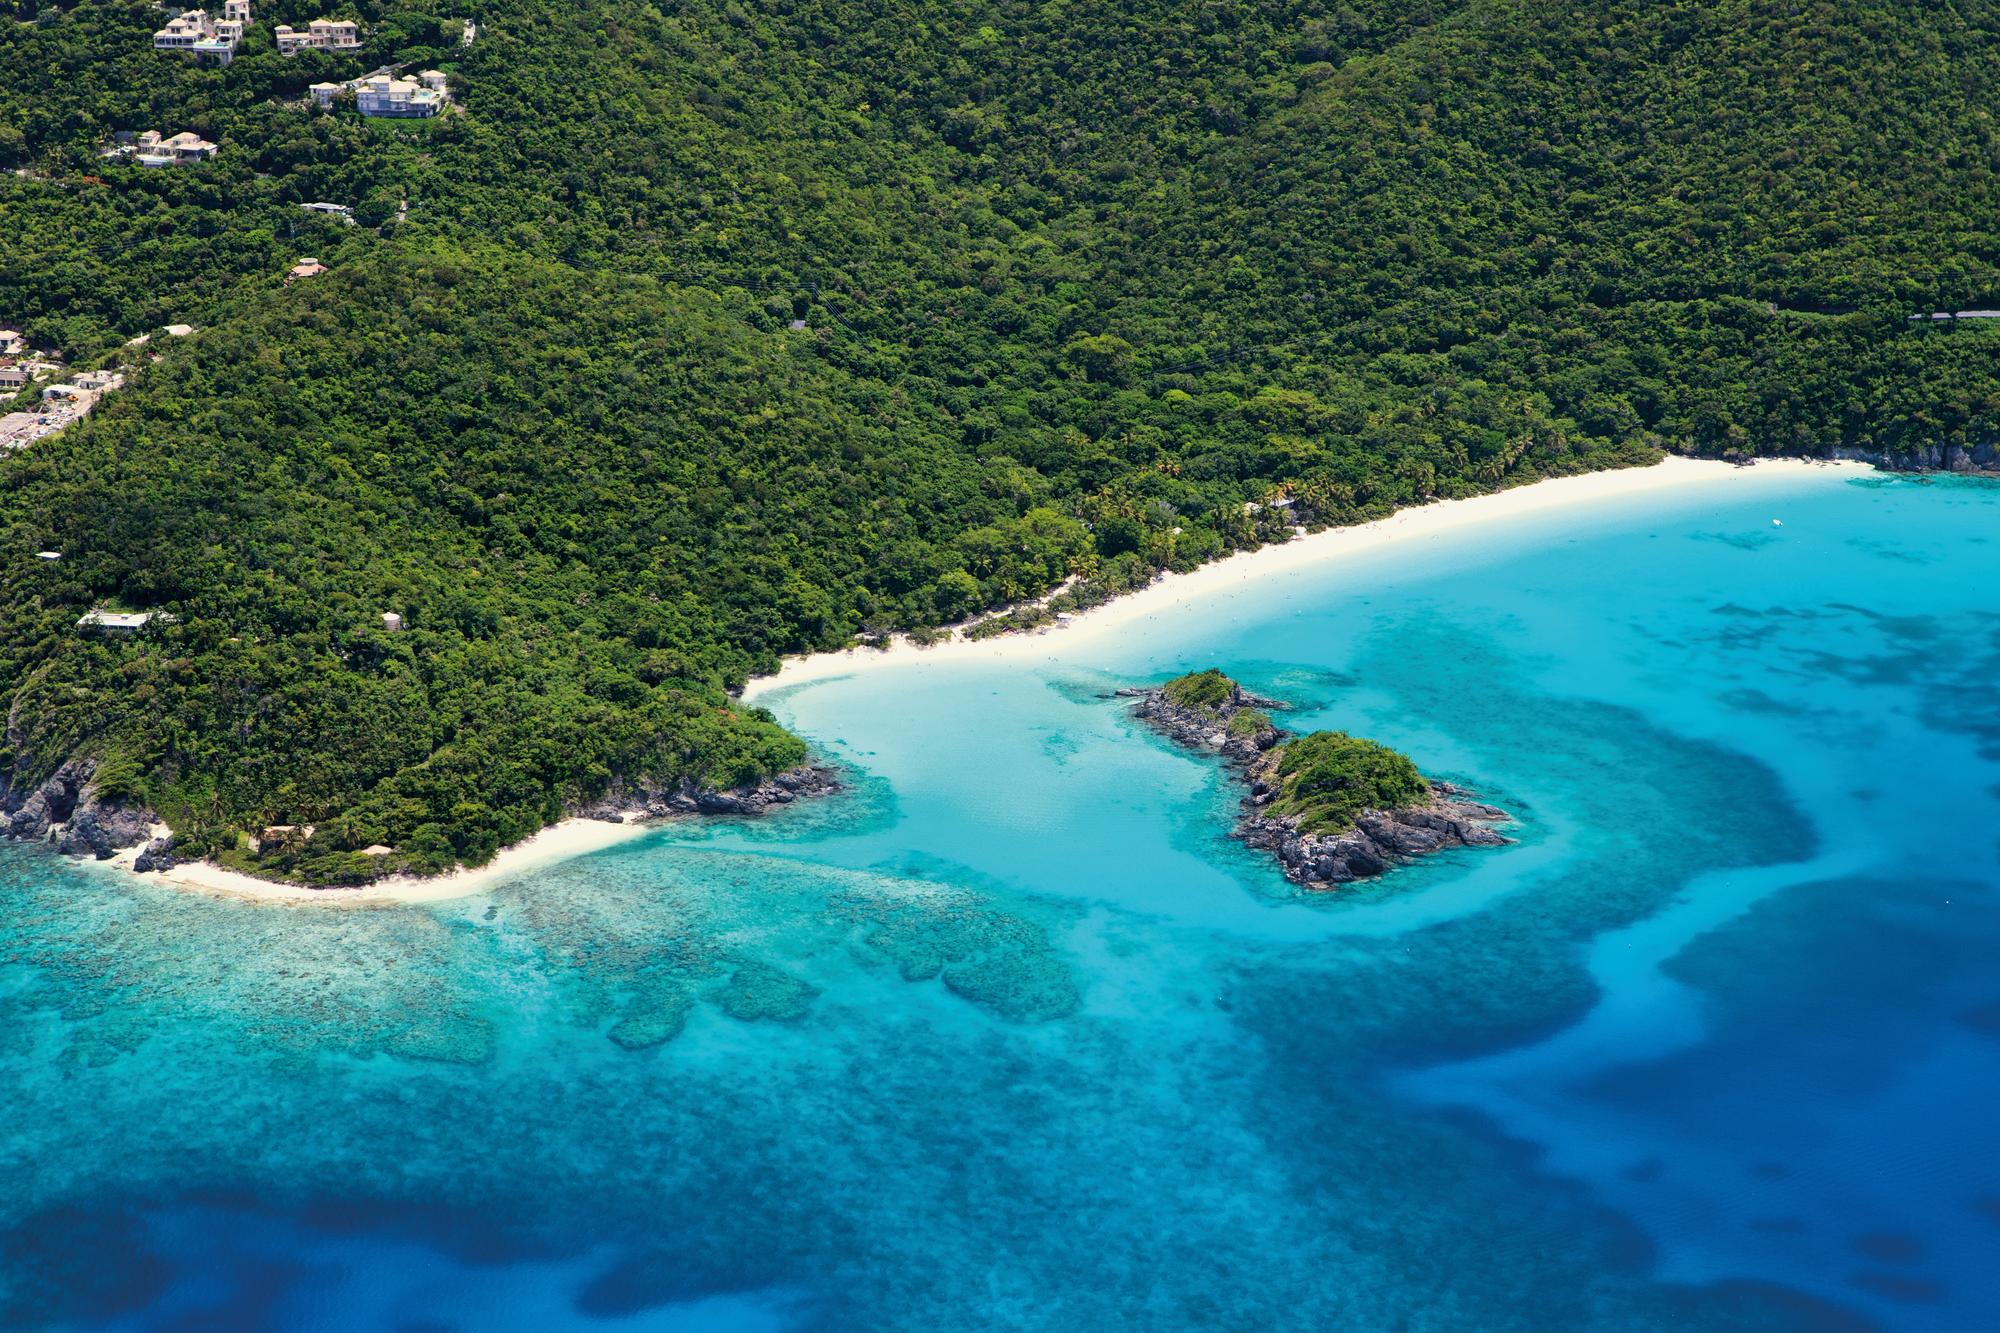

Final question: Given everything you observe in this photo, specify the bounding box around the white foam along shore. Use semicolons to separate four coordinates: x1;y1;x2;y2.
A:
743;455;1873;701
114;454;1866;906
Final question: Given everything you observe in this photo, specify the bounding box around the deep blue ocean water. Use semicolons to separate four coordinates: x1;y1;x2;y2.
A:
2;469;1996;1330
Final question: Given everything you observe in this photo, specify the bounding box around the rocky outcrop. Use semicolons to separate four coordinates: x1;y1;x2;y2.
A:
4;756;92;840
1711;444;1999;475
133;837;178;873
53;800;154;860
1826;441;2000;473
1126;675;1510;890
1237;769;1508;888
577;763;841;823
1;757;156;861
1118;680;1288;769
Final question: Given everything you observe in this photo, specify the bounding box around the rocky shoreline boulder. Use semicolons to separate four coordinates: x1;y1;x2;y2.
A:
1127;669;1510;890
1;757;158;861
53;800;154;860
578;762;841;823
1119;668;1289;769
132;837;178;873
1235;773;1509;887
4;756;92;841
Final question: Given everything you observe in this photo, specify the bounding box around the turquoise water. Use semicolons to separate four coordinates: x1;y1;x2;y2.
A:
3;469;1997;1330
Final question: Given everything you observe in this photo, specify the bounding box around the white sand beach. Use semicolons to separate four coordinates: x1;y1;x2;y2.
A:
743;455;1871;701
111;454;1867;905
107;815;653;907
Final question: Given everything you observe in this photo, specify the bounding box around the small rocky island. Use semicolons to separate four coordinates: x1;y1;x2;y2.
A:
1123;669;1509;888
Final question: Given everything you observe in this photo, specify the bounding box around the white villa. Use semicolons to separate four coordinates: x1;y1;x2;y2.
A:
112;131;221;167
275;18;361;54
314;69;448;117
77;610;160;634
0;330;23;357
153;2;251;63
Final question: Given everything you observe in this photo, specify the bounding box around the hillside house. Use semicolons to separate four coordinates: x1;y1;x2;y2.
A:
142;131;219;166
77;610;158;634
3;357;64;385
153;9;216;50
0;330;23;357
313;70;450;116
153;3;250;63
353;72;449;117
112;131;220;167
37;374;118;426
286;257;328;283
275;18;361;53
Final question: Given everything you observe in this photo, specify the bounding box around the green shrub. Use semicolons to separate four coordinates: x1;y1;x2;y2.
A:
1270;731;1428;833
1226;709;1271;737
1161;668;1236;711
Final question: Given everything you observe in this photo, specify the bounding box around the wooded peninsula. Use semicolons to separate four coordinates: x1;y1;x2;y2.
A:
1;0;1995;883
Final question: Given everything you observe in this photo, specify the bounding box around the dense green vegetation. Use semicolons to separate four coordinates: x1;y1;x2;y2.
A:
2;0;1996;878
1161;668;1237;712
1269;731;1430;835
1226;709;1272;739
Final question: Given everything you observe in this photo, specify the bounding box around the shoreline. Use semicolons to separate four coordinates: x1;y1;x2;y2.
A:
743;455;1872;701
91;454;1868;906
99;815;655;907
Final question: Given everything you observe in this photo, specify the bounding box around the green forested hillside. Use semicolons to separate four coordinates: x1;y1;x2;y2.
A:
2;0;1996;879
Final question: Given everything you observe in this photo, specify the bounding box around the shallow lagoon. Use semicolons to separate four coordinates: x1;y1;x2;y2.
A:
2;469;1996;1329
